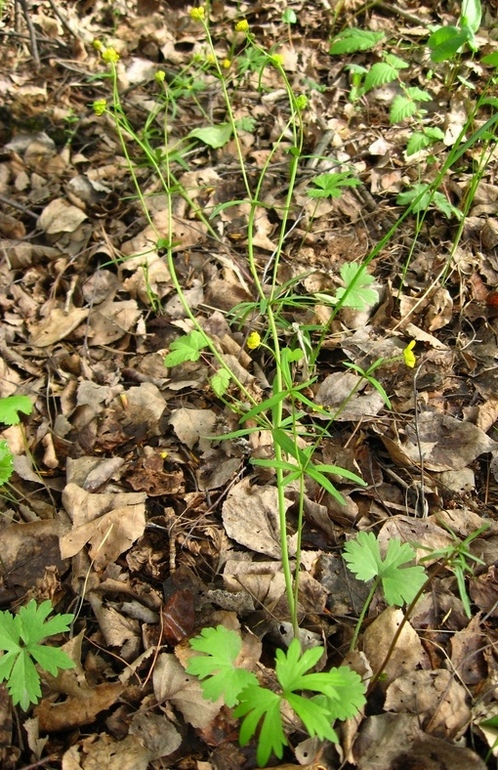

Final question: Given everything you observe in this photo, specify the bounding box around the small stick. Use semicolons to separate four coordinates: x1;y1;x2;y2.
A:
16;0;40;68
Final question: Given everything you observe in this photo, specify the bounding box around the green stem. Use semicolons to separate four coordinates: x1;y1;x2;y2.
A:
349;577;379;652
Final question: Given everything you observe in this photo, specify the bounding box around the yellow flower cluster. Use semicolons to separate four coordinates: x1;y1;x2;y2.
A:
155;70;166;83
403;340;416;368
235;19;249;32
269;53;284;67
247;331;261;350
189;6;205;21
93;99;107;116
102;47;120;64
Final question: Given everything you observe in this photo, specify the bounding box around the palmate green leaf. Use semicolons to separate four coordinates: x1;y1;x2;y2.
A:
286;692;338;741
308;171;360;199
30;645;75;676
9;650;42;711
396;184;461;219
329;28;384;55
336;263;378;309
17;600;73;645
234;685;286;767
187;625;258;707
275;638;323;691
0;440;14;487
164;330;209;367
0;650;18;683
0;395;33;426
0;605;20;652
0;600;75;709
343;531;426;606
309;667;367;720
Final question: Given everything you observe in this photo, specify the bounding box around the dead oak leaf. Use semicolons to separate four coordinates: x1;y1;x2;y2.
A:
400;411;497;471
60;483;146;568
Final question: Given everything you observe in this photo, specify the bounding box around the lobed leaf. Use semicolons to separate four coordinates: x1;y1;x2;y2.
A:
164;330;209;367
187;625;258;707
344;531;426;606
0;395;33;426
0;441;14;486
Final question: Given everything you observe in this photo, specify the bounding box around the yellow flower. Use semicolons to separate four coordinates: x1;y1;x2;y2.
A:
92;99;107;116
295;94;308;110
102;47;120;64
92;39;104;52
205;53;216;65
269;53;284;67
403;340;416;368
155;70;166;83
247;331;261;350
222;58;232;69
189;5;205;21
235;19;249;32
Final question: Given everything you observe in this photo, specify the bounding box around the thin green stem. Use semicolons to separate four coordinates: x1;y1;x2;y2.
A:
350;578;379;652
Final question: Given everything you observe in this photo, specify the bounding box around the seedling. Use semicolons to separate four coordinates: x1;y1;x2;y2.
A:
0;600;75;710
187;625;366;767
0;395;33;487
344;532;426;650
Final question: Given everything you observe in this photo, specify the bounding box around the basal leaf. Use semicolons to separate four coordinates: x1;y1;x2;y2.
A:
0;395;33;426
336;263;378;309
0;441;14;487
234;686;285;767
9;650;41;710
344;532;426;606
343;531;381;582
30;645;75;676
187;625;258;707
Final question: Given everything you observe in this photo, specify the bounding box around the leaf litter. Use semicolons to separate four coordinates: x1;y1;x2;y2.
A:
1;0;498;768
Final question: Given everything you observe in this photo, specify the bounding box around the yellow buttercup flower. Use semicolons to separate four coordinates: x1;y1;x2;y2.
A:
102;47;120;64
295;94;308;110
155;70;166;83
269;53;284;67
189;6;205;21
247;331;261;350
403;340;416;368
93;99;107;116
235;19;249;32
222;58;232;69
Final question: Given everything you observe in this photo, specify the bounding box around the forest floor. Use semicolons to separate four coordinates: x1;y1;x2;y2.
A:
2;0;498;768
